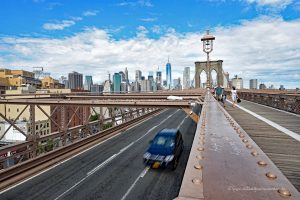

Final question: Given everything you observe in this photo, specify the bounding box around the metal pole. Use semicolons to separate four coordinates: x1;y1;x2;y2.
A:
206;52;210;89
29;105;37;157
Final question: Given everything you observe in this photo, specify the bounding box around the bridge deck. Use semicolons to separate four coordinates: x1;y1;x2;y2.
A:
224;99;300;191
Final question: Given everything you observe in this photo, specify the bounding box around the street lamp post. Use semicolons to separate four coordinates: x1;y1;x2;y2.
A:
201;30;215;89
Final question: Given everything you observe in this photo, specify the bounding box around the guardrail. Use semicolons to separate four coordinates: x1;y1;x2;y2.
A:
0;108;149;169
0;108;163;191
237;91;300;114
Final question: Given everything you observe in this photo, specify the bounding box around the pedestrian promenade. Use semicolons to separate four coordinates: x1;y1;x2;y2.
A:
224;99;300;191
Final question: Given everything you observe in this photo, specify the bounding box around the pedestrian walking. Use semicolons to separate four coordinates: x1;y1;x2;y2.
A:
215;84;224;101
222;93;227;107
231;86;238;108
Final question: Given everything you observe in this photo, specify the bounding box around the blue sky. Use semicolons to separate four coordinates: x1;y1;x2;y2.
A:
0;0;300;88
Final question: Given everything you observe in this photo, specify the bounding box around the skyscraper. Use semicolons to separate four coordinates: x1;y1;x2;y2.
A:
68;71;83;90
166;58;172;89
173;77;182;90
249;79;258;89
84;75;93;91
125;67;128;83
183;67;190;89
156;71;162;85
147;74;154;91
119;71;125;82
113;73;121;93
135;70;142;82
140;80;151;92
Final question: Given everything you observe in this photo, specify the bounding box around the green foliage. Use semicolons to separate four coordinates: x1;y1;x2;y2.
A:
103;122;113;130
37;139;54;155
90;114;99;122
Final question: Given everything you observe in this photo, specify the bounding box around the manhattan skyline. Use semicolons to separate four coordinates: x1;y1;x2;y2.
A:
0;0;300;88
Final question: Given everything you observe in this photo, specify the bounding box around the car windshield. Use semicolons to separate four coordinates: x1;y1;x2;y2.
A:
152;135;175;148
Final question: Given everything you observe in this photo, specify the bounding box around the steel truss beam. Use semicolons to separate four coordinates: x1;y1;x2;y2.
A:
0;99;199;108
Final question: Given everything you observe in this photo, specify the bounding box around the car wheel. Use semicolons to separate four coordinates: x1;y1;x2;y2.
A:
172;157;178;170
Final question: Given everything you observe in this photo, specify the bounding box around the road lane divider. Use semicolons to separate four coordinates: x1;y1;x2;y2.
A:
176;116;189;130
120;166;150;200
87;154;118;176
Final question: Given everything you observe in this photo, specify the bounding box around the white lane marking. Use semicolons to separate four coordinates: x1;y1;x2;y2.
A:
120;142;134;153
54;178;86;200
242;99;300;118
177;118;186;129
120;167;150;200
87;141;134;176
53;109;180;200
227;100;300;141
135;109;179;142
0;110;168;194
87;154;117;176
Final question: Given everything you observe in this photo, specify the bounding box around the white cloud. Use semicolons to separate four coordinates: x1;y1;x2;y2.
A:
136;26;149;37
138;0;153;7
43;20;75;30
116;0;153;7
244;0;293;9
151;25;161;34
82;10;98;16
1;16;300;88
71;16;83;21
140;17;157;22
46;2;63;10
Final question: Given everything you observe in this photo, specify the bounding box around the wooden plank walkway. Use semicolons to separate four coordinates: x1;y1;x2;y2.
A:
224;100;300;191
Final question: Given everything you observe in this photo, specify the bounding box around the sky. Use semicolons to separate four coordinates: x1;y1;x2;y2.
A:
0;0;300;89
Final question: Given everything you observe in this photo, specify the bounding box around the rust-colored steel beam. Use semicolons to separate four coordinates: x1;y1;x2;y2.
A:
0;99;198;108
0;105;28;140
36;105;61;133
176;93;300;200
235;91;300;114
224;89;300;95
64;95;202;100
0;113;27;138
0;89;206;98
0;108;144;163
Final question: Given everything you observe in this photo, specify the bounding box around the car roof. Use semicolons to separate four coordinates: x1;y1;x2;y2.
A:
156;129;178;137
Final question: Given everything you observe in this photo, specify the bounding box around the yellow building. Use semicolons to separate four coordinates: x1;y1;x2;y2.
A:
41;76;64;89
0;68;41;88
0;77;8;94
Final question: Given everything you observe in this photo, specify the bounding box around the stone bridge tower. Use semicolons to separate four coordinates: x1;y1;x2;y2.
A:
195;60;224;88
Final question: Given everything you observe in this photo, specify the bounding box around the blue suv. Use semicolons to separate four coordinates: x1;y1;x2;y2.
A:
143;129;184;170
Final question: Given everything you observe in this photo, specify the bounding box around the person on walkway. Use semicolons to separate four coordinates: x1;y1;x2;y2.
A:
231;86;238;108
215;84;224;101
222;93;227;107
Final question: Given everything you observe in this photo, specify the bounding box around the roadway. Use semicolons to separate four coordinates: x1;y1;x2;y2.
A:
0;107;199;200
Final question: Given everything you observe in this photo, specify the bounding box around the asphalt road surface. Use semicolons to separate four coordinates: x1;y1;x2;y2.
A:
1;107;199;200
